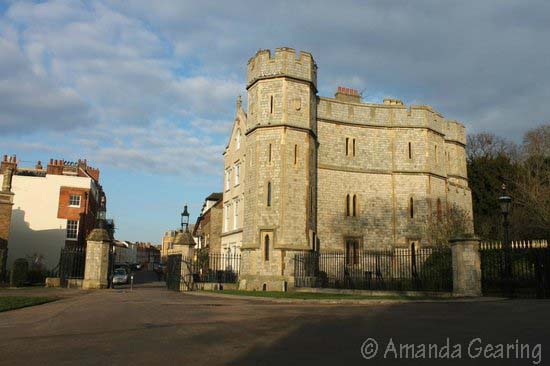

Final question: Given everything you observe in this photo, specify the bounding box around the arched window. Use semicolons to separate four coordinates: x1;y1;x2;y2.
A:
267;182;272;207
346;194;351;216
352;195;357;217
409;197;414;219
436;198;442;221
264;235;270;261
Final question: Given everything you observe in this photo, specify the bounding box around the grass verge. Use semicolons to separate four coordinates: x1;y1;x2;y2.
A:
0;296;58;312
204;290;446;301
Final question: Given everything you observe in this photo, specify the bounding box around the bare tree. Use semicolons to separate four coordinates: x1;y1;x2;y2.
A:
512;125;550;236
466;133;518;161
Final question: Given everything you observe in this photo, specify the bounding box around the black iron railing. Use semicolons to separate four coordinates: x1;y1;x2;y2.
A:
294;247;453;292
480;240;550;298
59;246;86;287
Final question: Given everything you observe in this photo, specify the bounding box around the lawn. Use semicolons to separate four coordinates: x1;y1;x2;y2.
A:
0;296;58;312
205;290;446;301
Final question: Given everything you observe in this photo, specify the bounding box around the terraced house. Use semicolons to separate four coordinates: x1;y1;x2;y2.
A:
223;48;473;290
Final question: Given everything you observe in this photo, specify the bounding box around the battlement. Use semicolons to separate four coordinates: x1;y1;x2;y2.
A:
247;47;317;88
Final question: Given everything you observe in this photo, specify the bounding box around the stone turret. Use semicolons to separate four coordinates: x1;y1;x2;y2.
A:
240;48;318;291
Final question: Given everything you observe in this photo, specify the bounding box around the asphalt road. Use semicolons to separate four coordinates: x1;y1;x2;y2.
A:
0;285;549;366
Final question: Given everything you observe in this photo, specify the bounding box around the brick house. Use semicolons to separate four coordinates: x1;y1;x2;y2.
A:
193;193;223;254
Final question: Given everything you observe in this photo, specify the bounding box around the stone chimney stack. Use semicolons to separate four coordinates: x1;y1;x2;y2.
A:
35;160;43;170
0;155;17;175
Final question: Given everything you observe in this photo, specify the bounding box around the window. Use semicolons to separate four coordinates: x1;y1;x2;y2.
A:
352;138;356;157
234;200;239;230
270;96;274;114
66;220;78;240
409;197;414;219
224;204;230;232
236;129;241;149
267;182;272;207
268;144;272;162
345;194;351;216
435;145;438;163
345;239;359;265
352;195;357;217
408;142;412;159
264;235;270;261
69;195;81;207
345;138;349;156
225;170;231;191
235;164;240;186
294;144;298;165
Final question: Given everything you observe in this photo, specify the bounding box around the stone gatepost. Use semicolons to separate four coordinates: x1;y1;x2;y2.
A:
450;235;482;297
173;229;196;292
83;228;112;289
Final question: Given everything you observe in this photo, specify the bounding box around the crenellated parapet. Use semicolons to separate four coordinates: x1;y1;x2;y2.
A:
247;47;317;89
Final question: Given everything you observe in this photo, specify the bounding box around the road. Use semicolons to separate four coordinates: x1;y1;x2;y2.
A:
0;284;549;365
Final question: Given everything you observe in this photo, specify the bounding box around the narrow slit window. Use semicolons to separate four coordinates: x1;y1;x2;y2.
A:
264;235;270;261
408;142;412;159
352;195;357;217
346;194;351;216
346;138;349;156
409;197;414;219
435;145;438;162
268;144;272;162
267;182;272;207
270;96;274;114
352;139;356;157
294;144;298;165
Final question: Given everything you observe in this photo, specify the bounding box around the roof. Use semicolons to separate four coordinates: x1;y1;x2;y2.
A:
206;192;223;201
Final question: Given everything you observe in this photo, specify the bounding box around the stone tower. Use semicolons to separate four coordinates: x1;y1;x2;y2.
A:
240;48;318;290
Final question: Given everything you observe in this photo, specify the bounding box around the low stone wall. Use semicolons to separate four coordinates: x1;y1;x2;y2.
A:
293;287;453;298
195;283;238;291
45;277;60;288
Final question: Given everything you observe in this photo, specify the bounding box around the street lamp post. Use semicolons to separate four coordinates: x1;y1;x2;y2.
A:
499;184;513;296
181;204;190;232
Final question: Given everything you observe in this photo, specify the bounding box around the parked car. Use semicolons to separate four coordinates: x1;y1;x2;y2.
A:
112;268;129;285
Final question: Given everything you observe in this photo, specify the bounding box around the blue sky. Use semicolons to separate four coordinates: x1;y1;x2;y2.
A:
1;0;549;243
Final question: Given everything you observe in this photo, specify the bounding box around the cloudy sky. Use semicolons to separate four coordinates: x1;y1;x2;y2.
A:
1;0;548;243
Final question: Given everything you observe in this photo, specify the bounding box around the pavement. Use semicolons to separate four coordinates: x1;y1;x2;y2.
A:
0;282;549;366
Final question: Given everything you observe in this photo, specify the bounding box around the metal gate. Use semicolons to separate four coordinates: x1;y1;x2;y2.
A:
59;246;86;287
480;241;550;298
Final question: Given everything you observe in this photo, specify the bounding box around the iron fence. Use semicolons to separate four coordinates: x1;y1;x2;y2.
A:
192;253;241;283
480;240;550;298
165;253;241;290
294;247;452;292
59;246;86;287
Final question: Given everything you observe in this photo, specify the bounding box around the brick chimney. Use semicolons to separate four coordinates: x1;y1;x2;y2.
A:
0;155;17;175
46;159;64;176
335;86;361;103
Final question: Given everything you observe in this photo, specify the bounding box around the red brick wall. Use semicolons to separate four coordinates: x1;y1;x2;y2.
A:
57;187;99;247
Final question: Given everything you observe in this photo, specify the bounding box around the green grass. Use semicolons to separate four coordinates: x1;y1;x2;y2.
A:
0;296;58;312
204;290;447;301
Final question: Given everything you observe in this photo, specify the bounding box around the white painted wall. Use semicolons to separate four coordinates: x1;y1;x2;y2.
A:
0;173;92;269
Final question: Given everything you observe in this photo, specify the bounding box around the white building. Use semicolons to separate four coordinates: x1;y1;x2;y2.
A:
0;156;104;269
220;98;247;256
